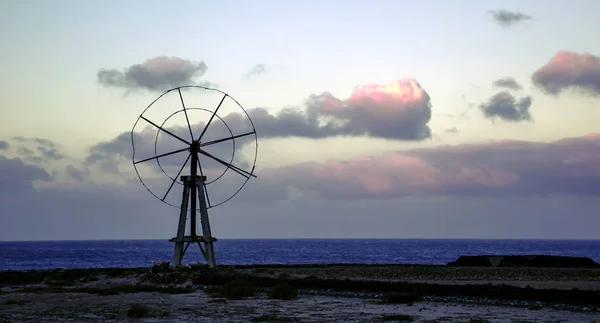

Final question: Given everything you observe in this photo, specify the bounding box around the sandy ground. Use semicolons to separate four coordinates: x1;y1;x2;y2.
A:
1;289;600;323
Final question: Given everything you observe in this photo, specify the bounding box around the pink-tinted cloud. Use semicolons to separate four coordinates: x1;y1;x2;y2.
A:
305;78;432;140
532;51;600;96
262;133;600;199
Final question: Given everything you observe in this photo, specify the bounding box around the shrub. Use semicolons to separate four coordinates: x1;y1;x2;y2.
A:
204;285;223;298
268;283;298;300
381;292;421;304
150;262;172;274
251;314;295;322
126;303;151;318
106;268;129;278
220;280;256;300
382;314;414;321
44;273;76;287
3;299;30;305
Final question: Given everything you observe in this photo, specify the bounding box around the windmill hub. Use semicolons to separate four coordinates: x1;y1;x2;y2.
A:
131;85;258;269
190;141;200;153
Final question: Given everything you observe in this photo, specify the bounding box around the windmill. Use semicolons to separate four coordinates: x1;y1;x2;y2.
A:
130;85;258;268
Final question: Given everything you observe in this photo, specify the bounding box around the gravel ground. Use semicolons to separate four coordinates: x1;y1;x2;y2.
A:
1;289;599;323
0;265;599;322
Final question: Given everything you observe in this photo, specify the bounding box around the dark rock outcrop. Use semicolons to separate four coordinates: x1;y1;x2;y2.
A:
447;255;600;268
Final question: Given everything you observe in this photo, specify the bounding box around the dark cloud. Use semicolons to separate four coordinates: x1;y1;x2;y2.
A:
489;10;532;27
0;141;9;150
262;133;600;200
245;64;267;79
479;91;532;122
492;77;522;91
0;155;52;196
3;171;599;241
531;51;600;96
97;56;214;92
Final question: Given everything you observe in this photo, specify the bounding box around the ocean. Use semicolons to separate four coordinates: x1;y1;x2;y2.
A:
0;239;599;271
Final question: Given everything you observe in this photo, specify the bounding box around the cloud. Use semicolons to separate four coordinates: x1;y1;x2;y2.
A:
65;165;89;182
31;132;600;203
97;56;214;92
87;78;434;171
245;64;267;79
0;141;8;150
218;78;432;141
3;133;600;240
489;10;532;27
302;78;432;140
531;51;600;96
0;155;52;197
492;77;522;91
445;127;458;134
13;136;58;148
83;79;431;206
184;78;433;141
9;136;65;163
262;133;600;200
479;91;532;123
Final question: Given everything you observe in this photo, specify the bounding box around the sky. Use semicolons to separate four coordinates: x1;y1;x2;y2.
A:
1;0;600;241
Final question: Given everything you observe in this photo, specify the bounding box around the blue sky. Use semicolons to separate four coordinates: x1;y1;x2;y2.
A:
1;0;600;241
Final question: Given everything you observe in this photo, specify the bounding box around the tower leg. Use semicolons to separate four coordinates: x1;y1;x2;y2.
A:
197;179;216;268
171;179;191;266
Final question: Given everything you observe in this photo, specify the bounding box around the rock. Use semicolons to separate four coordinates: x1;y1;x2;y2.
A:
447;255;600;268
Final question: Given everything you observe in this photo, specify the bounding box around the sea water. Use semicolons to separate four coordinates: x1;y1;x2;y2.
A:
0;239;599;271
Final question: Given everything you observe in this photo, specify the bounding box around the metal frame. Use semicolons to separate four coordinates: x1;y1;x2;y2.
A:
170;175;216;267
129;85;258;267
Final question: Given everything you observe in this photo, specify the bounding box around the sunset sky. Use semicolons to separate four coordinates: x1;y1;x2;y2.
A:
1;0;600;241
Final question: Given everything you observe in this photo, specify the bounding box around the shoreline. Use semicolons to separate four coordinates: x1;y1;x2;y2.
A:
1;262;599;322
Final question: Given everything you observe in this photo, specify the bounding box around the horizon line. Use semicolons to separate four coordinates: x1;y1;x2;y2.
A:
1;237;599;243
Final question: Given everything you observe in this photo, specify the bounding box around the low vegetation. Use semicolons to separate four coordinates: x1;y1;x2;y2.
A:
219;279;256;300
3;299;31;305
251;314;296;322
13;284;195;295
382;313;414;321
468;318;490;323
381;292;422;304
527;303;543;310
126;303;151;318
268;283;298;300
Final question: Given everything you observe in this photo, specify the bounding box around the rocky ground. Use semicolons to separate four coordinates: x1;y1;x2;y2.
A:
0;264;599;322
